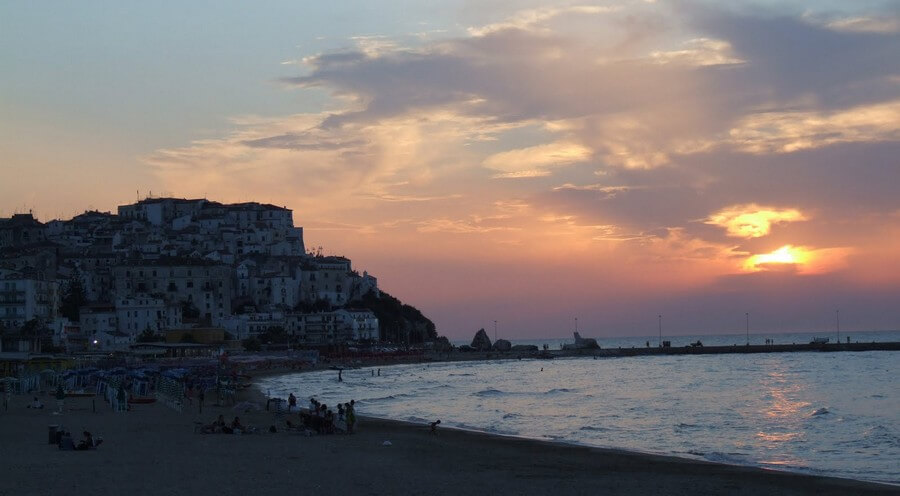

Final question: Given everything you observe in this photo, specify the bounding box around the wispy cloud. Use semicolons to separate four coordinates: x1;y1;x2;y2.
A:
467;5;618;37
728;100;900;154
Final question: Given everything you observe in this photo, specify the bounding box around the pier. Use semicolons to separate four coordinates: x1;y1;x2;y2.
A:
550;341;900;359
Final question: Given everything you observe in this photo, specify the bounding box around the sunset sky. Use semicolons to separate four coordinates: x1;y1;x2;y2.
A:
2;1;899;339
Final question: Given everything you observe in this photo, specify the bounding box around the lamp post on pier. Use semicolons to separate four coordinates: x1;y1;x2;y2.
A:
746;312;749;346
836;310;840;344
658;315;662;348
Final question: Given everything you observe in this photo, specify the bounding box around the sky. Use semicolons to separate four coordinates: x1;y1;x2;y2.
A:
2;0;900;340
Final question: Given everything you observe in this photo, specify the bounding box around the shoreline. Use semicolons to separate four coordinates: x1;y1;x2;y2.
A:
248;367;899;489
1;393;896;495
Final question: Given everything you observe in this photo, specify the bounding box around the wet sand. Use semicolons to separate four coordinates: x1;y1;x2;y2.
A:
0;394;895;496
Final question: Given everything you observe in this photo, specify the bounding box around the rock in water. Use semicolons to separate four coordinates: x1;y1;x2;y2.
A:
492;339;512;352
471;328;492;351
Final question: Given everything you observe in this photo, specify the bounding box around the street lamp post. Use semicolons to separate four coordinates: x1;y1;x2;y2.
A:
836;309;840;344
746;312;749;346
494;320;497;341
658;315;662;347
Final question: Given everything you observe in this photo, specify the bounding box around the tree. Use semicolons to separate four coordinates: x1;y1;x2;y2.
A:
259;325;289;344
353;290;438;344
242;337;261;351
60;271;86;322
136;327;161;343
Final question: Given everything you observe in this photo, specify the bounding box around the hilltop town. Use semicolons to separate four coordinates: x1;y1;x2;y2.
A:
0;197;436;355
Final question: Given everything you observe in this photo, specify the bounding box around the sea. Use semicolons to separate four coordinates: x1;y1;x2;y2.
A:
258;330;900;485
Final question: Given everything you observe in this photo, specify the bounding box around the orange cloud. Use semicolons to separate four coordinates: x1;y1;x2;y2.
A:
706;204;807;238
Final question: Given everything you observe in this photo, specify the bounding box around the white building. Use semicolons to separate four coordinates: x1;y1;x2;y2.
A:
336;309;380;341
0;269;59;329
115;295;182;338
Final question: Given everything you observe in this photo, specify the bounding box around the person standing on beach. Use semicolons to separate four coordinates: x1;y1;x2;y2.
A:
198;388;205;414
288;393;297;412
338;369;343;382
55;384;65;414
345;402;355;434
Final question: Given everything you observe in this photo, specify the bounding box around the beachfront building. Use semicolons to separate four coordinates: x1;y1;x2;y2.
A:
79;304;117;338
221;311;285;341
115;295;183;338
111;259;233;325
300;256;353;306
285;309;379;344
0;269;60;330
335;309;380;341
236;258;303;310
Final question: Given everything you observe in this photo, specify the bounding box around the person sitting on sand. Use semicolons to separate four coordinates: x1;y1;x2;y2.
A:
27;396;44;409
201;415;226;434
76;431;94;450
231;416;244;433
430;420;441;435
213;414;227;433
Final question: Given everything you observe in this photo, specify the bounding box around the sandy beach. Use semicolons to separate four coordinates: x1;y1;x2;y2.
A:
0;391;896;496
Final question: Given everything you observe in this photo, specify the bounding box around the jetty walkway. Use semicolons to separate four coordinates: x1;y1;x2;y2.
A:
546;341;900;359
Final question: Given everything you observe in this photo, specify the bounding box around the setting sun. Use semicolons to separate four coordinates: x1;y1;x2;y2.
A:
744;245;811;271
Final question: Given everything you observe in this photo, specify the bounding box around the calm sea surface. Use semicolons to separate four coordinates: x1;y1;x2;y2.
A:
258;331;900;485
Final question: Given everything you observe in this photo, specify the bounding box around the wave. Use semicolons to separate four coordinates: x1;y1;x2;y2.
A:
861;425;900;447
578;426;611;432
474;388;506;397
674;422;705;431
811;407;830;416
448;373;475;377
690;450;750;465
543;388;576;395
363;393;415;402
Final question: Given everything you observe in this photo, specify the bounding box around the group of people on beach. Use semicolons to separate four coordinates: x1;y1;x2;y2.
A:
291;395;356;435
201;414;249;434
55;428;103;451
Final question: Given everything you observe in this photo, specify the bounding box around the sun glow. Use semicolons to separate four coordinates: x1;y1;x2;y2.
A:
744;245;811;271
